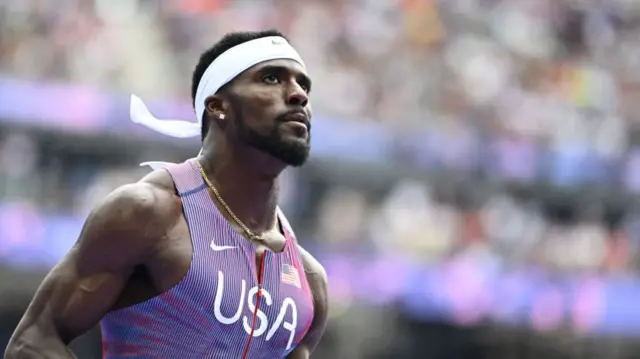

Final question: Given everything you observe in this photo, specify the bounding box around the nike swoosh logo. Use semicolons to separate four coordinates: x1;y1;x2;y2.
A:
210;240;237;251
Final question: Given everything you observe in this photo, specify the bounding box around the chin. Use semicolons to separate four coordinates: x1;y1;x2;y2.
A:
283;155;309;167
276;149;310;167
272;141;310;167
244;129;311;166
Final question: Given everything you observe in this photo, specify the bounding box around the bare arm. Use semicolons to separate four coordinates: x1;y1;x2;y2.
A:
3;181;177;359
286;246;329;359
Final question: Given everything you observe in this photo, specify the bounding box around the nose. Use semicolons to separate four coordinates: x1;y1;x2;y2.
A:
286;86;308;108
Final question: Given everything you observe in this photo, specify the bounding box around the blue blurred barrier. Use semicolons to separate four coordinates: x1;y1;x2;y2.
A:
1;77;640;189
0;77;394;162
319;252;640;336
1;201;640;336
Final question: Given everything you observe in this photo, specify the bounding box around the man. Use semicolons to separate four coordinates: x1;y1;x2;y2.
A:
4;29;328;359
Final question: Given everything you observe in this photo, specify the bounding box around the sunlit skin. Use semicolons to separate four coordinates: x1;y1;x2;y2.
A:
3;57;327;359
198;58;327;358
199;59;313;231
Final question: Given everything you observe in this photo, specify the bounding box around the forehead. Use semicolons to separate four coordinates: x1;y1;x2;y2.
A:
241;58;308;78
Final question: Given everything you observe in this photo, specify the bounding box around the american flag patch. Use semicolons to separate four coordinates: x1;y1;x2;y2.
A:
281;263;301;288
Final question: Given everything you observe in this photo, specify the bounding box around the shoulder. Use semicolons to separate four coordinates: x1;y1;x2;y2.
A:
296;244;329;351
297;246;327;284
84;169;181;240
108;169;177;214
69;169;181;270
297;245;328;304
277;209;328;296
278;210;328;288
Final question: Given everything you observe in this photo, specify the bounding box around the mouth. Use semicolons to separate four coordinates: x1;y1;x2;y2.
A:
281;111;310;130
280;111;310;140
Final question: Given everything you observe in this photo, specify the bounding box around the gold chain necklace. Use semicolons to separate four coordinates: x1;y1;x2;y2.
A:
196;159;275;242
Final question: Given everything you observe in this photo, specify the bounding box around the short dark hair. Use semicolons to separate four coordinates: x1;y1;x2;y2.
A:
191;29;287;142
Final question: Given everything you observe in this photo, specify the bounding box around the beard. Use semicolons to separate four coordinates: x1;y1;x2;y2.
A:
236;110;311;167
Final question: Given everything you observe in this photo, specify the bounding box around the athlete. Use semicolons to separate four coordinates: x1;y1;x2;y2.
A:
4;29;328;359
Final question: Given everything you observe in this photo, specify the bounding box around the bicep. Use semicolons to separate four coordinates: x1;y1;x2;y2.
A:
19;249;131;344
13;184;164;344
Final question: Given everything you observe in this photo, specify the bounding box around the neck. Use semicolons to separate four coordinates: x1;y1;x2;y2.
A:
198;145;285;233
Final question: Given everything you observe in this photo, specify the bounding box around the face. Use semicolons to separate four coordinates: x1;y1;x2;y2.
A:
221;58;312;167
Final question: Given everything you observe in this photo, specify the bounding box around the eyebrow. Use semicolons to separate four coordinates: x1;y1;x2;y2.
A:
259;65;312;91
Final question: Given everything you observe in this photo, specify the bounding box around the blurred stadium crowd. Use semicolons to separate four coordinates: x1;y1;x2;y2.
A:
3;0;640;272
3;0;640;358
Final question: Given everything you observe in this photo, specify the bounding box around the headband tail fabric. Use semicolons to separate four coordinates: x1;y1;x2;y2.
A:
130;95;200;138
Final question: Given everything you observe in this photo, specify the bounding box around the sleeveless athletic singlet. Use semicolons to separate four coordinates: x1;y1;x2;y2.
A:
100;159;315;359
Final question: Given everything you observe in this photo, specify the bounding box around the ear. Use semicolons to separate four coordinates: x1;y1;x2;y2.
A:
204;94;232;131
204;95;227;119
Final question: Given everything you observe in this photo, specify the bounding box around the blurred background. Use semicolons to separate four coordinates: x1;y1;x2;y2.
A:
3;0;640;358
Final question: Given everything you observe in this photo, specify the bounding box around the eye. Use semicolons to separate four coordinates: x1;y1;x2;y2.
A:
262;74;280;85
297;77;312;93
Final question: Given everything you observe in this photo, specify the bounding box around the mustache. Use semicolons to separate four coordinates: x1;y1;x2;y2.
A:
277;109;311;130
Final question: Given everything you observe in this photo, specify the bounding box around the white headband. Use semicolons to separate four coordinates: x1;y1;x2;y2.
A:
129;36;306;169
